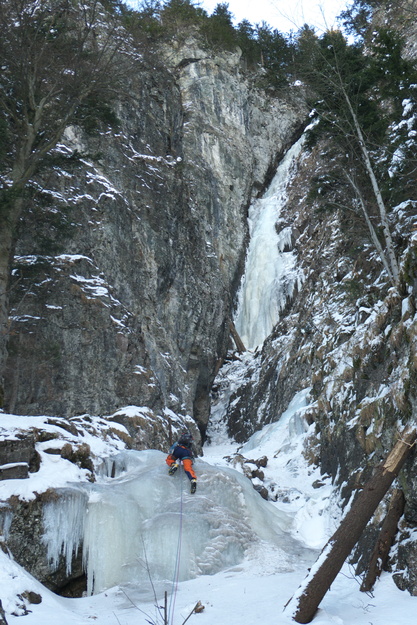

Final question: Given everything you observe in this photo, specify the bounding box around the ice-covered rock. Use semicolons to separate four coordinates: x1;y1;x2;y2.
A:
42;450;312;596
234;136;306;349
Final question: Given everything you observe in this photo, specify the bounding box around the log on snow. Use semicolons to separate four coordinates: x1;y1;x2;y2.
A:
286;427;416;624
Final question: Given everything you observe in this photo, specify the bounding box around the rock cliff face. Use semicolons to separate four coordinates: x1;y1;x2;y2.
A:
3;6;417;600
3;36;306;434
212;134;417;593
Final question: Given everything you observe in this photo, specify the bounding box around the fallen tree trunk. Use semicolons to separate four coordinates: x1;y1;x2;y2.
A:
286;427;416;624
360;488;405;593
229;320;246;354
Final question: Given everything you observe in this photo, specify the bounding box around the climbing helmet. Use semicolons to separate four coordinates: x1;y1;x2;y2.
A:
178;431;193;446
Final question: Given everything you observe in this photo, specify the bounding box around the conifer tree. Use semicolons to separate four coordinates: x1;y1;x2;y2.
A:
255;23;293;87
235;19;258;65
298;27;417;287
204;3;236;49
160;0;207;32
339;0;380;39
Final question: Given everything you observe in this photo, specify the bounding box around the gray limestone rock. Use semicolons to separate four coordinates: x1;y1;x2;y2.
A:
0;437;39;479
3;37;306;435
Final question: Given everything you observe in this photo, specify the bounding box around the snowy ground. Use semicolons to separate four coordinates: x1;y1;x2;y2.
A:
1;394;417;625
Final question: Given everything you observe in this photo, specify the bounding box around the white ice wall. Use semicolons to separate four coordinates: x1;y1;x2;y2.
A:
42;450;300;596
234;137;305;349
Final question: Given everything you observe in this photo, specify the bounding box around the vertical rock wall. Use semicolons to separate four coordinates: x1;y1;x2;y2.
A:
3;38;306;434
214;137;417;592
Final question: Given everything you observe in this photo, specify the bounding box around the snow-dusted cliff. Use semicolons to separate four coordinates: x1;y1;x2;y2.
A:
211;133;417;594
2;34;305;437
1;5;417;623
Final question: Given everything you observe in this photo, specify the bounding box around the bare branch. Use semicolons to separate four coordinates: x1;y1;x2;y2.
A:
344;169;395;284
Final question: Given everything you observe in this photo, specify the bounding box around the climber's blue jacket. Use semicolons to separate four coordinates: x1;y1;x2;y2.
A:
168;442;193;460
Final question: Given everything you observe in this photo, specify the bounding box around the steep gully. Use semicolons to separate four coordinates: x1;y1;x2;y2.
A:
39;135;311;597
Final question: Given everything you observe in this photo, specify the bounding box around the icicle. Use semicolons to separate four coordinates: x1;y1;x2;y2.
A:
42;487;88;575
41;450;298;596
0;505;13;541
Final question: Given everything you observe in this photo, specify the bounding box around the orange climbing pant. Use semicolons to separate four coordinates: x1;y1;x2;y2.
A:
166;454;196;481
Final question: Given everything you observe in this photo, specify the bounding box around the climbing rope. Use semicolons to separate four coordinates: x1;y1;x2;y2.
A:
168;465;184;625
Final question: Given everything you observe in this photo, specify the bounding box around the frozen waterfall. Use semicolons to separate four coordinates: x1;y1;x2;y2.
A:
40;136;313;602
234;137;305;349
42;450;311;597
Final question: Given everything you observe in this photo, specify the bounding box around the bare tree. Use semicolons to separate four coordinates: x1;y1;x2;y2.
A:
285;427;416;623
297;28;415;290
344;169;398;286
329;45;400;285
0;0;134;394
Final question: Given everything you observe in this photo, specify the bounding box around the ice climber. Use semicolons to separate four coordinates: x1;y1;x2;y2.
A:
166;431;197;494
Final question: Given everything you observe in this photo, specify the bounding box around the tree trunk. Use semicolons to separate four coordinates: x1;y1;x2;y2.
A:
0;599;8;625
360;488;405;593
286;427;416;624
229;320;246;353
341;84;400;286
0;195;24;399
344;170;395;285
0;217;16;398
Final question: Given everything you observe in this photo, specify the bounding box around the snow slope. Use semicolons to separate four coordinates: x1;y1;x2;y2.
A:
1;396;417;625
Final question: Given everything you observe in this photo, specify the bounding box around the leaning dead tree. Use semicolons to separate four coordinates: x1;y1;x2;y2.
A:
285;427;416;624
360;488;405;593
229;320;246;354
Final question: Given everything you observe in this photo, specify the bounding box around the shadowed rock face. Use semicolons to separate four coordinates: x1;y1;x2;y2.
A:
0;437;39;480
4;9;417;602
0;494;85;595
210;134;417;594
3;36;306;432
